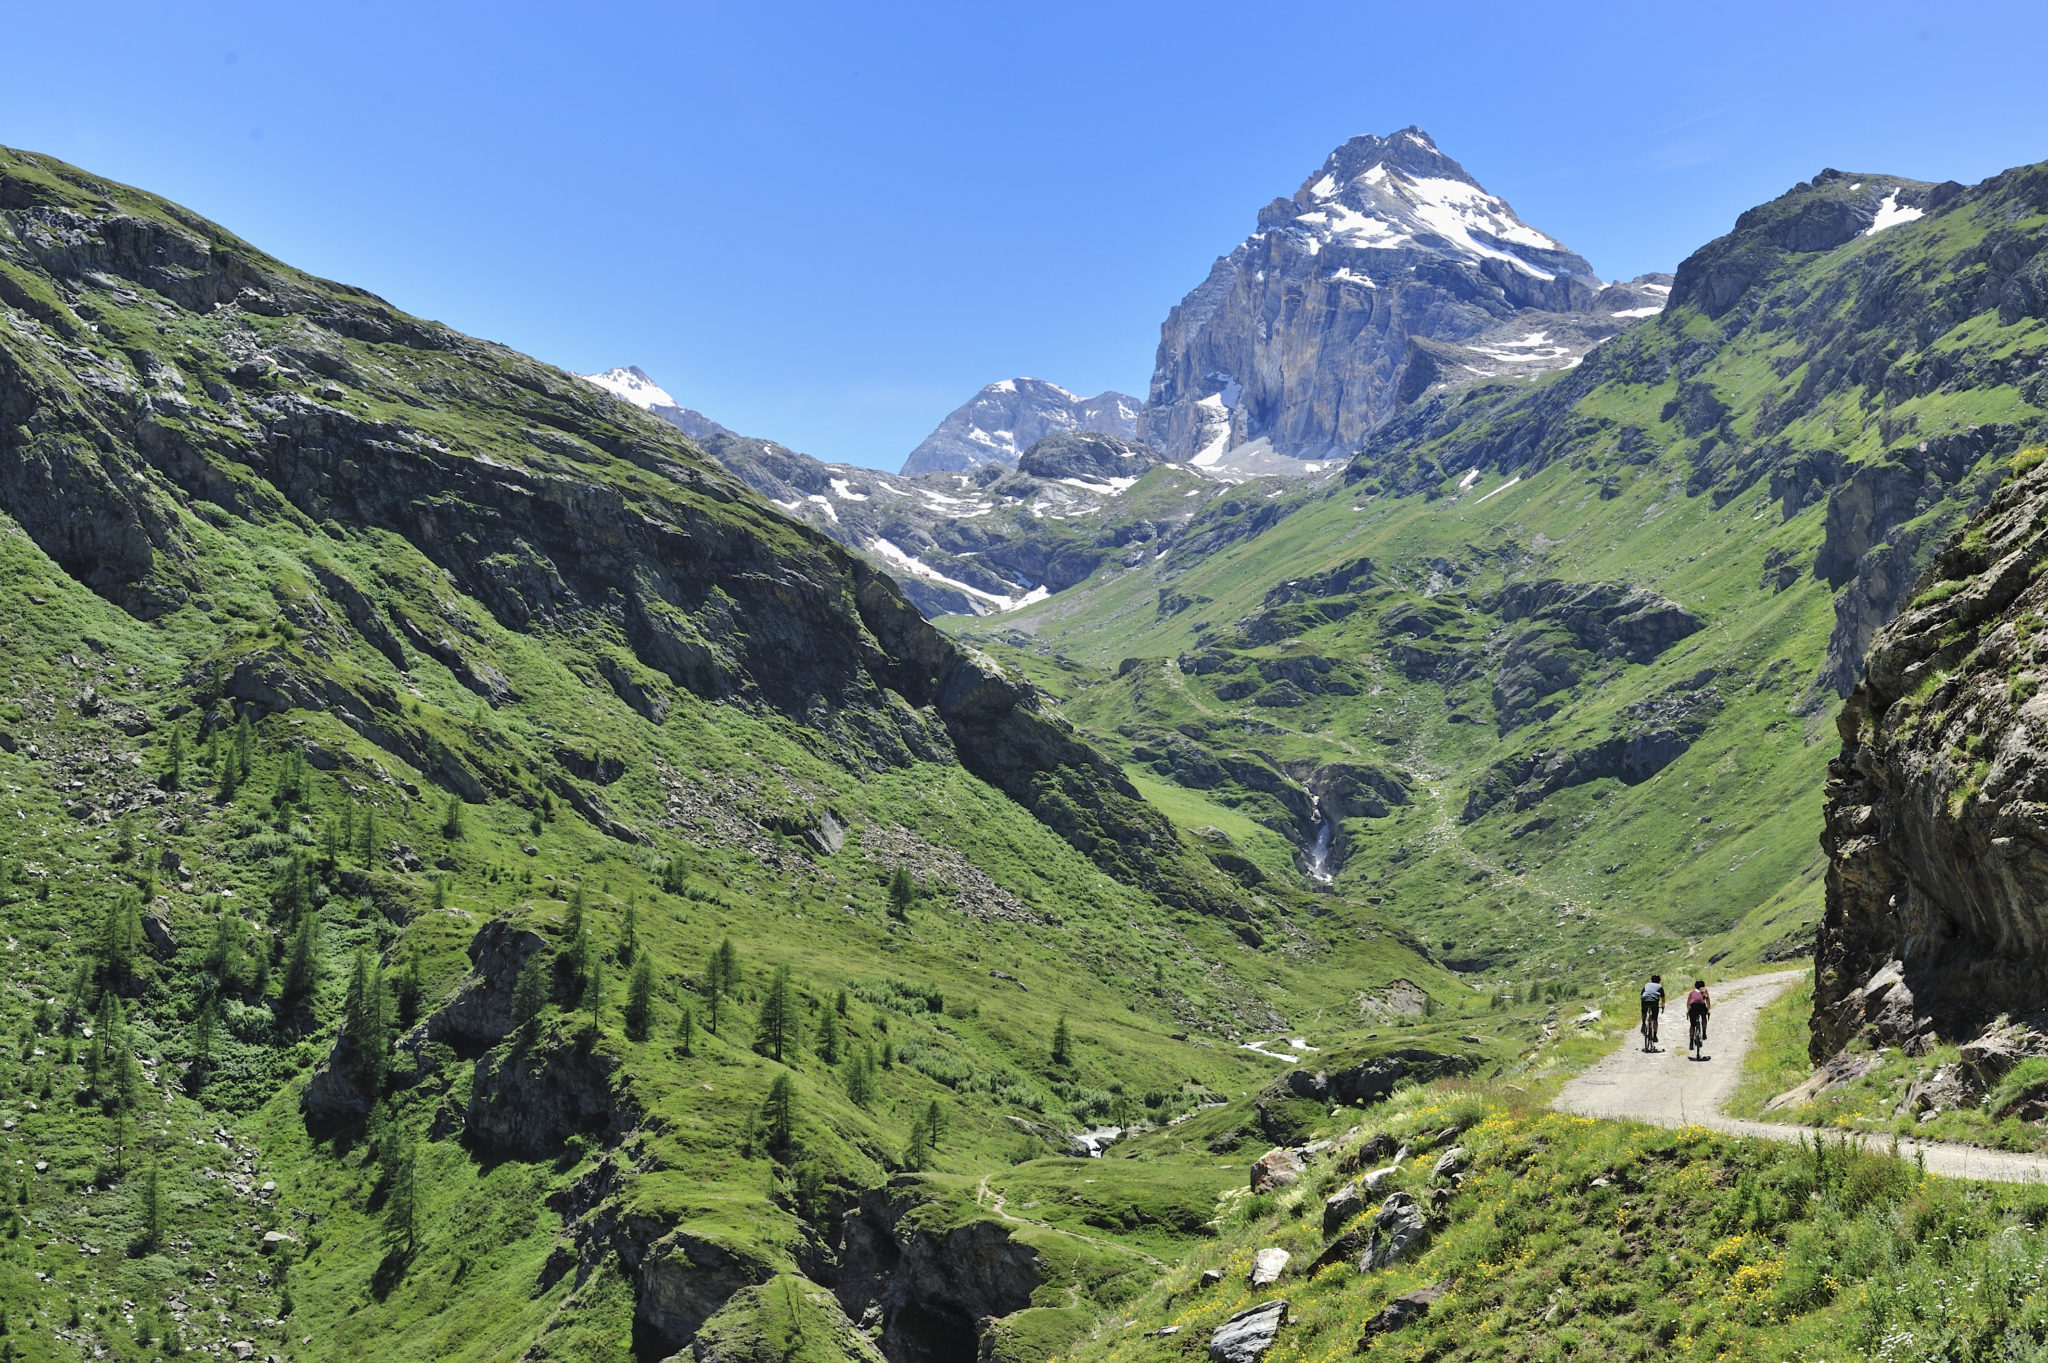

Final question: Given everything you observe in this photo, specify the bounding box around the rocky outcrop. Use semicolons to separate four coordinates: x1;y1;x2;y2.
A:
422;917;550;1055
465;1036;625;1157
1667;170;1947;319
1812;426;2024;695
1815;456;2048;1059
902;379;1140;475
1014;431;1167;483
835;1179;1041;1363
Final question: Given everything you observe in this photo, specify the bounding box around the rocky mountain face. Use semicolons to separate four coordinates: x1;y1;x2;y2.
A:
1140;127;1663;465
1815;451;2048;1061
899;377;1140;474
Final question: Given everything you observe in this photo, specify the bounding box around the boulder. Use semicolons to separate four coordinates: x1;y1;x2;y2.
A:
1905;1064;1972;1117
1361;1165;1401;1194
1763;1051;1876;1113
1360;1282;1447;1341
1208;1300;1287;1363
1431;1146;1469;1181
1321;1183;1365;1235
1358;1192;1428;1272
1249;1147;1304;1193
1961;1023;2048;1090
1249;1248;1289;1287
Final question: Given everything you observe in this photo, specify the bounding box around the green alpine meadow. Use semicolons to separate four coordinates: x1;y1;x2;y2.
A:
5;50;2048;1363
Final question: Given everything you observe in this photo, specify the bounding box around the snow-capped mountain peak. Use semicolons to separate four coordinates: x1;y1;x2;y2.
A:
1143;127;1639;464
582;365;678;411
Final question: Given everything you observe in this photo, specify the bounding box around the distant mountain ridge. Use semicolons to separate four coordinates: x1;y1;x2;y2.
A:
899;377;1142;475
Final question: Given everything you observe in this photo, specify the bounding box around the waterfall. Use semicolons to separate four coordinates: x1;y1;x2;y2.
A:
1305;796;1334;885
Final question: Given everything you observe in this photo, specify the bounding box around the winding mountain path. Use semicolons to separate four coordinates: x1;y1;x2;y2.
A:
1554;969;2048;1183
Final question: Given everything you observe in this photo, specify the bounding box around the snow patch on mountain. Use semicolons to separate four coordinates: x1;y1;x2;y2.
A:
1865;189;1926;236
583;365;677;410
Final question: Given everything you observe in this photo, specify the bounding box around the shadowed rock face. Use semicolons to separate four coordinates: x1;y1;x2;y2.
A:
1815;458;2048;1060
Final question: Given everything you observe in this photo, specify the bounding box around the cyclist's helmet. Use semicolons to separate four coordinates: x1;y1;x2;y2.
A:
1693;979;1705;989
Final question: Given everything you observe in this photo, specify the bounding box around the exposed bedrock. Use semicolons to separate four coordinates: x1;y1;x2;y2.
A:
1815;458;2048;1059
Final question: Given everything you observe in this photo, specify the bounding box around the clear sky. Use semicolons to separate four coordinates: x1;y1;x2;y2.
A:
3;1;2044;470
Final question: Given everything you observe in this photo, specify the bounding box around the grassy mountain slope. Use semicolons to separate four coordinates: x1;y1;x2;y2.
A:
952;158;2048;995
0;144;1481;1362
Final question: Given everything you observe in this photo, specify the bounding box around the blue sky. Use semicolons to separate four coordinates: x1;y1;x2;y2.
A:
4;1;2044;470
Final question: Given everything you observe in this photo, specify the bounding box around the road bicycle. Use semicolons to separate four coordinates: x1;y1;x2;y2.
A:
1689;1010;1708;1061
1640;1005;1659;1052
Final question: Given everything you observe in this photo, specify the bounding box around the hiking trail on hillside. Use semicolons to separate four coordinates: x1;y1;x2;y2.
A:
1555;969;2048;1183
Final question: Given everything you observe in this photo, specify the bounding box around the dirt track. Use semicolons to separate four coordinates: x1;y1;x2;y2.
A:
1554;970;2048;1183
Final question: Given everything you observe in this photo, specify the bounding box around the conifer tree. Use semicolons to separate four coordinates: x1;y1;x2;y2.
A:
755;966;794;1063
512;951;550;1028
835;988;849;1017
384;1139;419;1256
760;1074;795;1155
340;950;389;1096
845;1048;876;1108
624;953;655;1041
1051;1014;1072;1067
814;1004;840;1065
280;911;318;1009
617;902;638;967
138;1160;164;1253
561;888;590;1006
393;950;423;1030
677;1004;694;1056
888;865;916;919
922;1098;947;1148
161;726;184;791
440;793;464;840
358;806;379;869
901;1108;932;1172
